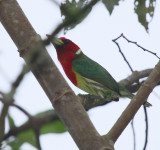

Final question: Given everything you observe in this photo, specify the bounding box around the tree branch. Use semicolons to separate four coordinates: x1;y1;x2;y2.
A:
121;33;160;59
119;69;153;87
143;106;148;150
0;64;29;146
131;119;136;150
106;61;160;143
0;104;9;147
112;35;134;72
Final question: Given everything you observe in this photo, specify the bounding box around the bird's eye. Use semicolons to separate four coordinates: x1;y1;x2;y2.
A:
63;39;71;44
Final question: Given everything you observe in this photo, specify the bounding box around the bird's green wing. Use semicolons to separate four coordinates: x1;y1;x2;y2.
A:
72;53;120;95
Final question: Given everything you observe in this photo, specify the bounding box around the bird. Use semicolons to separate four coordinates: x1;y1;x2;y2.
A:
48;36;151;106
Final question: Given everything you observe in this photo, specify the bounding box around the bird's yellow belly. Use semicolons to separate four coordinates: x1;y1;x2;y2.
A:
74;72;119;99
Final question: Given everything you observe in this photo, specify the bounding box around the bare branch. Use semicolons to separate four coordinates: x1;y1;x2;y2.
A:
131;119;136;150
11;103;32;118
113;34;160;60
0;64;29;146
105;61;160;144
0;104;9;147
8;64;29;99
119;69;153;87
112;35;134;72
143;106;148;150
121;33;160;59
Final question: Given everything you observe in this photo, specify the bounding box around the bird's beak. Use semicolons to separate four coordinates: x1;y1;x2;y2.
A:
52;38;64;46
46;34;64;48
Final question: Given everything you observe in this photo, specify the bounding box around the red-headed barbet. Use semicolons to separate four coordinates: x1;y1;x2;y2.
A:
48;37;151;107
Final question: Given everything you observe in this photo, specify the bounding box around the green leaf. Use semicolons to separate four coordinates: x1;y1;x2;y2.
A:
7;109;66;149
7;113;15;128
60;0;92;33
8;138;23;150
18;129;37;147
36;109;54;117
37;109;66;134
102;0;120;14
7;129;36;150
41;120;66;134
134;0;156;31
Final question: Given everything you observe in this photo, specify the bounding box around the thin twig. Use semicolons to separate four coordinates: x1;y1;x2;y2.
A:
0;64;29;146
143;106;148;150
8;64;29;99
11;103;32;118
0;104;9;147
11;103;42;150
131;119;136;150
112;35;134;72
121;33;160;59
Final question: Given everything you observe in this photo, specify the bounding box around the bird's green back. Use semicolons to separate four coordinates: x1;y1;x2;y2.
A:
72;53;120;95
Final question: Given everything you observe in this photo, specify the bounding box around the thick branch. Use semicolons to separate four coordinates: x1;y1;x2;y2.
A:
119;69;153;87
106;61;160;143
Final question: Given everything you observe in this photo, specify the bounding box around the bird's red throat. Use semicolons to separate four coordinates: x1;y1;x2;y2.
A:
57;48;78;86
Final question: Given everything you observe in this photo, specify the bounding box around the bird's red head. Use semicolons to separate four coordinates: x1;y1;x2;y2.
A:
49;37;82;86
50;37;82;86
52;37;81;63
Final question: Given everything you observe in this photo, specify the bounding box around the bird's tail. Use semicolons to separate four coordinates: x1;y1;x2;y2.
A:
119;84;152;107
119;84;134;99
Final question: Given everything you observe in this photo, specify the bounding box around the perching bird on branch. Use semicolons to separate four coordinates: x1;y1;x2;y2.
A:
48;36;151;107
